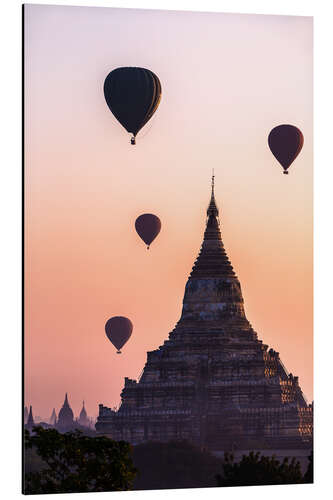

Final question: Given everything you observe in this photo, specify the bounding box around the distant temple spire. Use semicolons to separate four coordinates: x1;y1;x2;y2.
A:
78;399;90;427
49;408;57;426
57;393;74;430
26;405;35;430
80;400;87;416
24;405;28;424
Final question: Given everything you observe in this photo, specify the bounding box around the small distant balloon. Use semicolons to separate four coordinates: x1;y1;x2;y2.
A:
135;214;161;249
103;67;162;145
268;124;304;174
105;316;133;354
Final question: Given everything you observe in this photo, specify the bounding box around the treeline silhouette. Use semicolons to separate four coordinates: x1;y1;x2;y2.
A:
24;427;313;494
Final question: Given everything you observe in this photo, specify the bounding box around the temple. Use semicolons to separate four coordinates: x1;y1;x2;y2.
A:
96;177;313;453
49;408;57;426
57;393;74;430
24;406;29;425
26;406;35;431
77;401;90;428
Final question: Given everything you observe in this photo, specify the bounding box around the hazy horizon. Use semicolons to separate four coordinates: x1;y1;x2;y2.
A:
24;5;313;418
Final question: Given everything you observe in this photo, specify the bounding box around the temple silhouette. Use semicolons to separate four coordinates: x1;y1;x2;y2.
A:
49;408;57;426
24;395;95;433
78;401;91;428
56;394;94;431
57;393;74;430
26;406;35;432
96;177;313;453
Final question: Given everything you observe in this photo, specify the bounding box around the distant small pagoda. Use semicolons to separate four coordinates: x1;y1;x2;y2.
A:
24;406;29;425
49;408;57;426
25;406;35;432
96;177;313;451
57;393;74;430
77;401;90;428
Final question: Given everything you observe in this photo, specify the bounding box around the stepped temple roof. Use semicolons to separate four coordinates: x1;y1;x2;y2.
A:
96;178;313;451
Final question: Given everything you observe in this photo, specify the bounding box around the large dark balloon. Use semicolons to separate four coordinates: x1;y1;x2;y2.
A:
104;67;162;144
135;214;161;249
105;316;133;354
268;124;304;174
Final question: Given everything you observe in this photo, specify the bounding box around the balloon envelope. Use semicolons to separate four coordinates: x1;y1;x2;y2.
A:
105;316;133;353
135;214;161;249
268;124;304;174
104;67;162;140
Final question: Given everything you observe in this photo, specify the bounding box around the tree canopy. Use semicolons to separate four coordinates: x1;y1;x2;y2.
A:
24;426;137;494
24;429;313;493
216;451;303;487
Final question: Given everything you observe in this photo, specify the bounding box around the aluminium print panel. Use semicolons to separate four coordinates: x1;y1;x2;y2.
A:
23;3;313;494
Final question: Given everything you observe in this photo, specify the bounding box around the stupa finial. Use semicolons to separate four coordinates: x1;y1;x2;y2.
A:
207;170;219;218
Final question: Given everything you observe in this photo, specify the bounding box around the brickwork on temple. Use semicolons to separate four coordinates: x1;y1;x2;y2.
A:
96;179;313;451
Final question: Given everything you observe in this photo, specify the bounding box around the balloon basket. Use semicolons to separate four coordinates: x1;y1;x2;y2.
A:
131;136;136;145
116;350;121;354
283;171;289;175
147;246;150;250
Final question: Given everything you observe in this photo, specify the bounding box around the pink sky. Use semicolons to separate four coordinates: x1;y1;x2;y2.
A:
24;5;312;419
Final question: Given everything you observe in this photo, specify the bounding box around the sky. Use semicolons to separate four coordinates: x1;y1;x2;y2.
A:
24;4;312;419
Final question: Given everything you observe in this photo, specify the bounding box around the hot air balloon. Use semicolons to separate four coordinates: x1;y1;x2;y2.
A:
135;214;161;249
105;316;133;354
104;67;162;145
268;124;304;174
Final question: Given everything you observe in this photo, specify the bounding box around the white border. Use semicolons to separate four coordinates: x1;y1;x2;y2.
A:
1;1;332;499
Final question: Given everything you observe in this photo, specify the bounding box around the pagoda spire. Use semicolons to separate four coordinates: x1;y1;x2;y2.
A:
26;405;35;429
24;405;28;424
207;169;219;219
177;175;246;325
50;408;57;425
189;175;235;279
58;393;74;429
78;400;89;426
80;400;87;416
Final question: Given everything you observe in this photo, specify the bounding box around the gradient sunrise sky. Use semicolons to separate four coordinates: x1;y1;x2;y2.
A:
24;4;312;419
